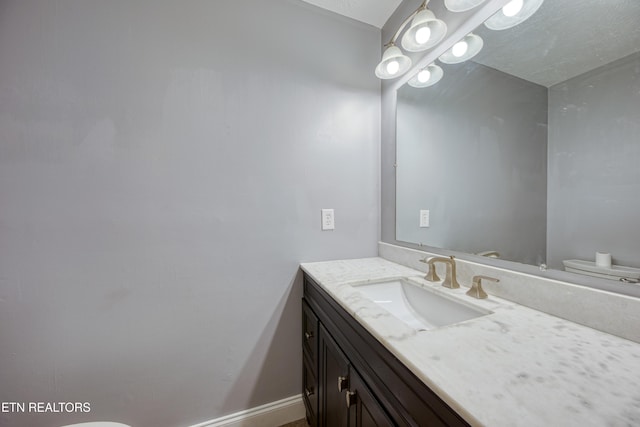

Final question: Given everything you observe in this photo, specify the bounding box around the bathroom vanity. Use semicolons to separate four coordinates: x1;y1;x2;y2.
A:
302;272;468;426
300;254;640;427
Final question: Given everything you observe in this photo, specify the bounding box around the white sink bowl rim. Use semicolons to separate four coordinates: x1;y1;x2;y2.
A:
352;278;491;330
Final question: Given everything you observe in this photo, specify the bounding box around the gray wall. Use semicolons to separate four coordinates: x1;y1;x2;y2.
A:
396;62;548;265
547;52;640;269
0;1;380;426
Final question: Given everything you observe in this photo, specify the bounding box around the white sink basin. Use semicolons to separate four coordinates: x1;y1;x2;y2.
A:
352;278;491;330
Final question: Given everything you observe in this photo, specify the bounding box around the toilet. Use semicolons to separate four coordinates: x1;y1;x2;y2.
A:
60;423;131;427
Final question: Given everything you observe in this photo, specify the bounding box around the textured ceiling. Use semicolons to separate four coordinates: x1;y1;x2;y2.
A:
298;0;640;87
298;0;403;28
473;0;640;87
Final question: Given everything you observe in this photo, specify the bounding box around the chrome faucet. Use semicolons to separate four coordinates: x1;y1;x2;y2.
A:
421;255;460;289
466;275;499;299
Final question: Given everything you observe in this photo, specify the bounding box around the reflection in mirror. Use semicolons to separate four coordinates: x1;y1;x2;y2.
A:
396;0;640;284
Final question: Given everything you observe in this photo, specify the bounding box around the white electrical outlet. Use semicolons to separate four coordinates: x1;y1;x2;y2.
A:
321;209;335;231
419;210;430;228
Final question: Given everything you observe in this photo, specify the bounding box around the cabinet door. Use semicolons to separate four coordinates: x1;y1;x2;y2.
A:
303;300;320;426
347;369;394;427
303;357;318;426
319;325;350;427
302;299;319;369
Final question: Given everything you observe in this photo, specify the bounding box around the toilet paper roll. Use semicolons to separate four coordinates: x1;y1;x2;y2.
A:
595;252;612;268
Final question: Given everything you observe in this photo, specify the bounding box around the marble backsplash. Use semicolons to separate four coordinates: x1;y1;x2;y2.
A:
378;242;640;343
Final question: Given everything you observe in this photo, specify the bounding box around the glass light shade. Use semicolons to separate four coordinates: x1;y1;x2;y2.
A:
484;0;544;30
451;40;468;57
444;0;487;13
438;33;483;64
502;0;524;16
401;9;448;52
408;64;444;88
375;45;412;79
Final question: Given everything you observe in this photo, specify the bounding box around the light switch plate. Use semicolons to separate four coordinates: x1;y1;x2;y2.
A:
419;210;430;228
321;209;335;230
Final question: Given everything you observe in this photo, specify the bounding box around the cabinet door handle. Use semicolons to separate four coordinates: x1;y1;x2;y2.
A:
345;391;357;408
337;376;349;392
305;331;314;340
305;387;314;397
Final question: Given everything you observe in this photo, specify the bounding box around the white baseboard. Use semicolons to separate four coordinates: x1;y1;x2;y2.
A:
189;395;305;427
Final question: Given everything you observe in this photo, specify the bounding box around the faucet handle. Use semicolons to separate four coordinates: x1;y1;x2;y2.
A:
466;275;499;299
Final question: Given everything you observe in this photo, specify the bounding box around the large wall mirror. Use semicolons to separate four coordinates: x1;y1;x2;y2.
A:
396;0;640;291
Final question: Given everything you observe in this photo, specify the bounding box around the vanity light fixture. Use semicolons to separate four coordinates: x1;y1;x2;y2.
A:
401;8;448;52
444;0;487;13
438;33;483;64
484;0;544;30
375;0;447;79
408;63;444;88
375;44;413;79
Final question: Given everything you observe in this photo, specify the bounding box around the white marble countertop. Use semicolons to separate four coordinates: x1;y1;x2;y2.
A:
300;257;640;427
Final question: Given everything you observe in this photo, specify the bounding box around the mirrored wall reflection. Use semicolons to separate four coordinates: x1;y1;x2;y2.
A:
396;0;640;277
396;61;548;265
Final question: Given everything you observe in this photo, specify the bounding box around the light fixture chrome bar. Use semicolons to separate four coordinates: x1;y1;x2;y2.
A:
387;0;509;90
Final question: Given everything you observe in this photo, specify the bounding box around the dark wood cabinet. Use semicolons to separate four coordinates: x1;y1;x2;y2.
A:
319;323;392;427
302;300;319;426
319;324;350;427
348;367;394;427
303;273;470;427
